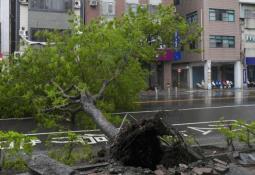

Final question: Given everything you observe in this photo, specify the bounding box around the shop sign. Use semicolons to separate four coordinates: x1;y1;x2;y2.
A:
246;34;255;43
174;31;180;49
178;68;182;73
246;57;255;65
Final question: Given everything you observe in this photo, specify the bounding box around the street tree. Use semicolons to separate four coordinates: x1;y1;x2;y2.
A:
0;6;201;139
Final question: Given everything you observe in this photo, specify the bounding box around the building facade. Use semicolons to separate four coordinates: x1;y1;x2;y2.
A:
240;0;255;86
175;0;242;89
18;0;83;50
84;0;173;23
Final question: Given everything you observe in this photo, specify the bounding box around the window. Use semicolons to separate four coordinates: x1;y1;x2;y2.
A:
108;3;113;14
209;35;235;48
126;3;138;14
29;0;72;12
189;41;198;49
186;11;198;23
209;9;235;22
245;9;255;19
101;1;115;16
149;5;157;14
174;0;180;5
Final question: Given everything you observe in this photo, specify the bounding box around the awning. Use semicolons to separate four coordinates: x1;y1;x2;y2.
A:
246;57;255;65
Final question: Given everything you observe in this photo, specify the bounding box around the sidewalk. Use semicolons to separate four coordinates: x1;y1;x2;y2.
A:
140;88;255;101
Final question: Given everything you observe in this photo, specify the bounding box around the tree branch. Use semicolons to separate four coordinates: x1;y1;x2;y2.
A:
43;102;81;113
43;103;73;113
51;81;80;100
93;63;123;101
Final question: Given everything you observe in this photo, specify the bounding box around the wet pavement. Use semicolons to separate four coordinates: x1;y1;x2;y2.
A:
1;88;255;148
138;88;255;111
116;88;255;146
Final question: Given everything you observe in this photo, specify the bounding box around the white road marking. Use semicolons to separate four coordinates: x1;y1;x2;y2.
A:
0;117;33;121
112;104;255;115
172;120;236;126
23;120;236;137
187;127;219;135
1;104;255;121
25;129;100;136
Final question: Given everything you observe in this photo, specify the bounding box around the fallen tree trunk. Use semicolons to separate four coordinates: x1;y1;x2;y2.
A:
80;93;119;139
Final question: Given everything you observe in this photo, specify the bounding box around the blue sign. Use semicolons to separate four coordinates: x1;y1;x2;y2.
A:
174;31;180;49
246;57;255;65
174;51;181;61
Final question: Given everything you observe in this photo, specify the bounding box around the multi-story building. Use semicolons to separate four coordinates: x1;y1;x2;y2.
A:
240;0;255;86
84;0;173;23
18;0;83;49
175;0;242;89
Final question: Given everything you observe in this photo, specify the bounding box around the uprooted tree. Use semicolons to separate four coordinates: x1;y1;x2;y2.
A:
0;6;201;139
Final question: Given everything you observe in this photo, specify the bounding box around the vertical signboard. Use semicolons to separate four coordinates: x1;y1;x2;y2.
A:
174;31;181;61
243;68;247;83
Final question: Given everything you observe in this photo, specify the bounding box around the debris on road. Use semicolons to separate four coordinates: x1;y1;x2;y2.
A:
239;152;255;166
27;154;75;175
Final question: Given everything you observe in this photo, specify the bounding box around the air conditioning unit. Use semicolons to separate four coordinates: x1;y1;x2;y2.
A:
89;0;98;7
74;0;81;9
19;0;28;5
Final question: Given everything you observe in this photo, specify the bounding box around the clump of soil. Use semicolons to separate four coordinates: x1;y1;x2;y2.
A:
111;112;202;170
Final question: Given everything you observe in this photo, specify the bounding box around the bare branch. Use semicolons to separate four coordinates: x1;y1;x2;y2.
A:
51;81;80;100
43;103;72;113
92;55;129;101
43;101;81;113
93;65;122;101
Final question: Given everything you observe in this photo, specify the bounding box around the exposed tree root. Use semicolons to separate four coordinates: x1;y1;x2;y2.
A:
111;112;203;170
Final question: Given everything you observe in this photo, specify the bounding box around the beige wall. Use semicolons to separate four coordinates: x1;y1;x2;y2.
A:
204;0;241;62
175;0;204;63
175;0;241;63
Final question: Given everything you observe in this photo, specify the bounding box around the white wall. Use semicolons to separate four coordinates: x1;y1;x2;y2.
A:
149;0;162;5
0;0;10;56
126;0;139;4
20;4;28;32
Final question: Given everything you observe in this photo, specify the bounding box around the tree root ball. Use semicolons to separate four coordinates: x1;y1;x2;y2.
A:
110;112;201;170
111;117;166;170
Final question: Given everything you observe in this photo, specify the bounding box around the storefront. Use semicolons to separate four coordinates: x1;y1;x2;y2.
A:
188;61;237;89
246;57;255;83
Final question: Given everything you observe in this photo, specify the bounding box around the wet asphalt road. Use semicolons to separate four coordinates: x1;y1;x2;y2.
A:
131;88;255;146
1;88;255;148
